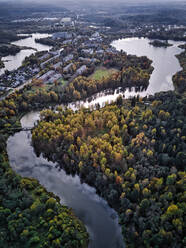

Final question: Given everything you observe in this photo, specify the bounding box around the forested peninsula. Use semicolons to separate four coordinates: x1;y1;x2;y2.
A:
32;91;186;248
0;88;89;248
0;39;185;248
173;44;186;95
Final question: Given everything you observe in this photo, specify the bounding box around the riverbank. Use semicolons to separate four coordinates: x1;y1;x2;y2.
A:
32;91;186;248
0;30;31;44
1;38;185;247
0;32;185;248
35;37;57;46
173;44;186;96
0;73;126;248
0;87;89;248
0;152;89;248
0;58;4;69
0;33;51;77
112;38;184;95
7;111;125;248
62;54;153;102
0;44;21;57
0;44;38;57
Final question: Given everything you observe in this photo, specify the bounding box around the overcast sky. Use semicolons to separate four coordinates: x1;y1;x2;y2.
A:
0;0;185;8
1;0;186;2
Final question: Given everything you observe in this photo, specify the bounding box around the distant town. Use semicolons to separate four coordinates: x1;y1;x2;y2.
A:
0;8;186;98
0;1;186;248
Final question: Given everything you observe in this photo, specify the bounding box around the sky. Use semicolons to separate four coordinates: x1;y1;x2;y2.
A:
0;0;185;8
0;0;186;2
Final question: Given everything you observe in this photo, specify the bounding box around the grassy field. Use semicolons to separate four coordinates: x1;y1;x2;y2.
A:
60;78;68;86
89;67;118;81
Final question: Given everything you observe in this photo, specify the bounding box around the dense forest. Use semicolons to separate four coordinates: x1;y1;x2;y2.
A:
0;50;152;248
32;92;186;248
0;58;4;69
149;40;172;48
0;84;89;247
63;53;153;102
173;44;186;95
0;34;185;248
0;153;88;248
0;45;21;57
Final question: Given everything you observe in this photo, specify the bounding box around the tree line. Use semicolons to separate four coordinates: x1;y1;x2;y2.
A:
32;91;186;248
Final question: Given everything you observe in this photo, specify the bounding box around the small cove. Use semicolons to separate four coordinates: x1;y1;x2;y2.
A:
0;33;52;75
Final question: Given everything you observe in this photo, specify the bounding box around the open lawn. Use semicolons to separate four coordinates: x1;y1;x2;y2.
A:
60;78;68;86
89;67;118;81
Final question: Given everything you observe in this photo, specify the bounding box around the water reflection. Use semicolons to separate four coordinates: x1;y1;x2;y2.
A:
61;86;146;111
112;37;184;95
61;38;184;110
7;112;125;248
0;33;52;75
5;37;185;248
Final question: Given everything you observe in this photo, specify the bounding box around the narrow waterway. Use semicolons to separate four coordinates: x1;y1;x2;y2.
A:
0;33;52;75
7;112;125;248
5;37;185;248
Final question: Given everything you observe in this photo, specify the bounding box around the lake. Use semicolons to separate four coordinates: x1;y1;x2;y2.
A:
5;37;185;248
61;37;184;111
112;37;184;96
0;33;52;75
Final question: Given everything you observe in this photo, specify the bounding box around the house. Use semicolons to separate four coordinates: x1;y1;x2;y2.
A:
79;57;91;63
78;57;98;64
40;55;60;69
92;32;100;38
82;49;94;56
83;42;98;48
38;70;55;82
38;53;50;61
0;86;10;92
58;48;64;54
77;35;82;39
106;48;117;54
63;63;73;73
32;68;40;74
53;62;63;70
61;17;71;22
52;32;73;40
63;54;74;63
90;37;103;43
90;58;98;63
63;40;72;45
76;65;87;76
96;49;104;55
48;73;62;83
49;51;59;56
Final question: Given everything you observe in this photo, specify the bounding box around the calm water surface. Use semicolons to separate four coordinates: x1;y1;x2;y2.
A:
7;112;125;248
112;37;184;96
0;33;51;75
6;37;185;248
60;38;184;110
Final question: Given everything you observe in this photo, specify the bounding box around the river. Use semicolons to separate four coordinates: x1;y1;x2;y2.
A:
58;38;184;111
6;37;185;248
0;33;52;75
7;112;125;248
